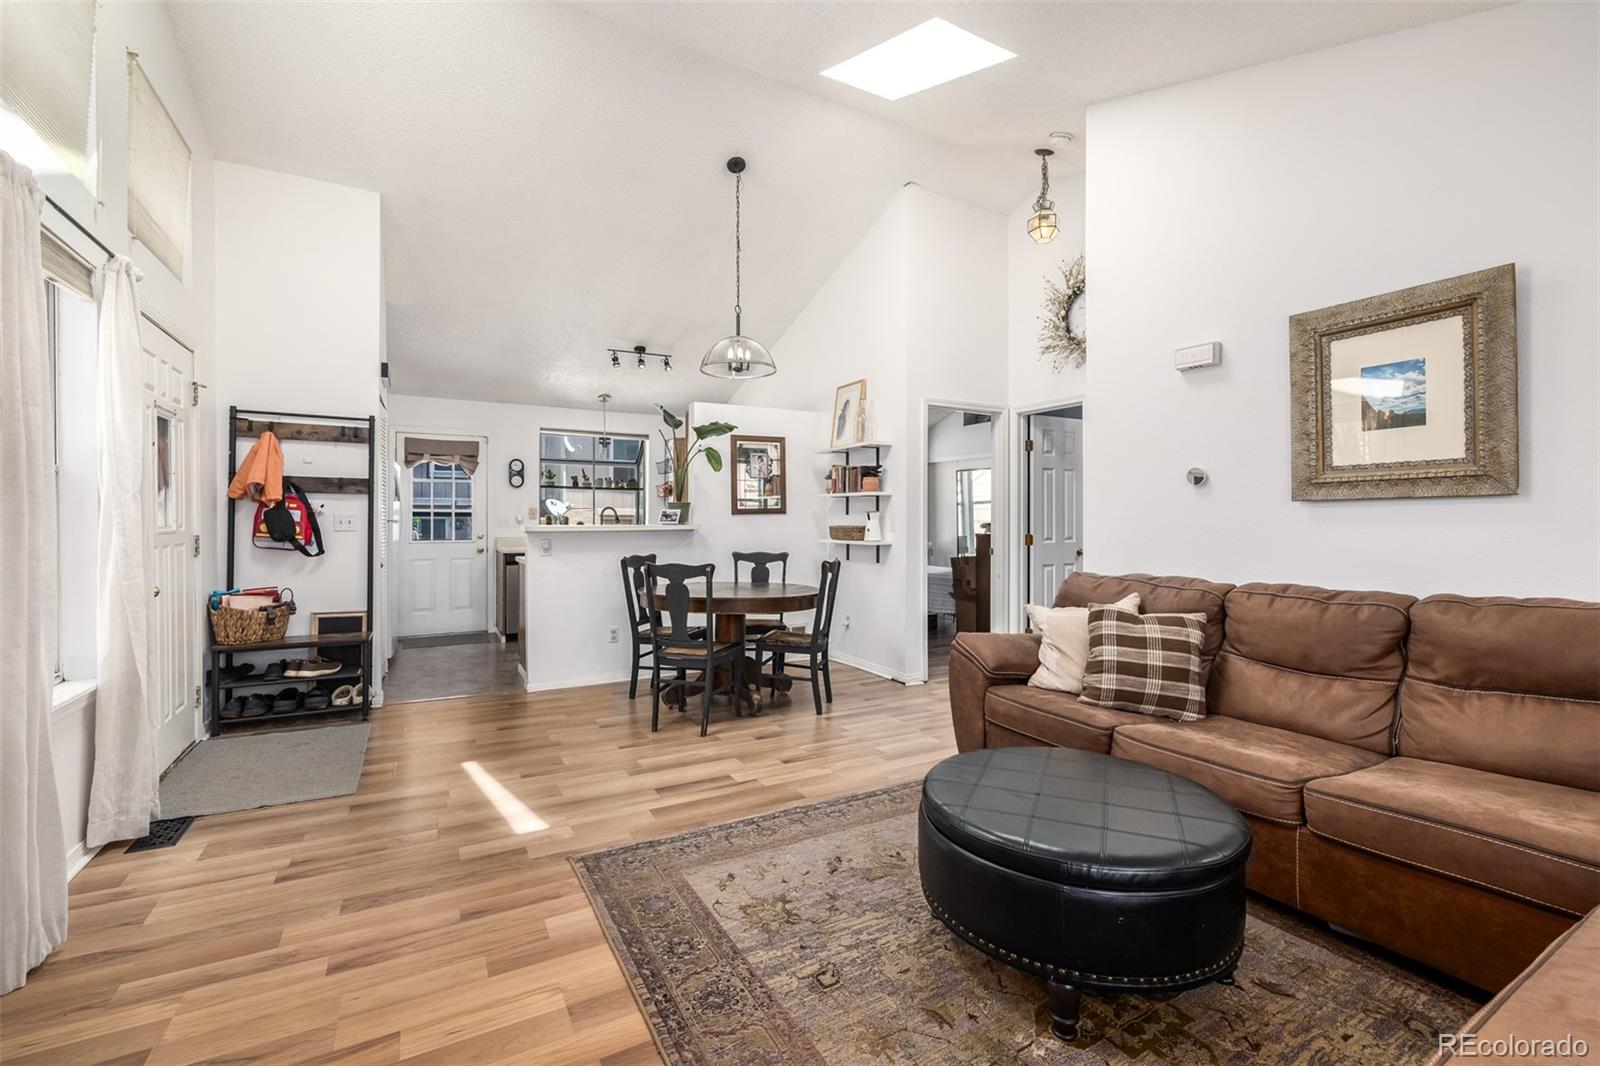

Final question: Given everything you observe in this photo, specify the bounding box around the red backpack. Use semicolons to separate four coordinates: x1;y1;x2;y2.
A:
253;480;325;557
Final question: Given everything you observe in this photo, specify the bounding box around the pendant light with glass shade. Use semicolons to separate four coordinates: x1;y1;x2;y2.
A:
1027;147;1058;245
701;156;776;379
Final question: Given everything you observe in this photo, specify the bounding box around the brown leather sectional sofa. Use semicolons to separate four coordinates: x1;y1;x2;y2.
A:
949;571;1600;994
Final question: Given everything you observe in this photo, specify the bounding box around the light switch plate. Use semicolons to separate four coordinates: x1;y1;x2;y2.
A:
334;512;356;531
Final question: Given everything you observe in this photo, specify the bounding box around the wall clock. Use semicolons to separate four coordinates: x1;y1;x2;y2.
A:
508;458;525;488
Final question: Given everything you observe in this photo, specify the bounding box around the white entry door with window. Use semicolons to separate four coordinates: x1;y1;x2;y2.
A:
398;436;487;637
144;322;200;771
1027;414;1083;607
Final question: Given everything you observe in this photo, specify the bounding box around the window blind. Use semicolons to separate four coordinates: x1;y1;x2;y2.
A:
0;1;96;182
127;54;190;279
41;230;94;300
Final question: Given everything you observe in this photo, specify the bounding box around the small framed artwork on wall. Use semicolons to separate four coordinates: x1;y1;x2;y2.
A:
1289;264;1518;500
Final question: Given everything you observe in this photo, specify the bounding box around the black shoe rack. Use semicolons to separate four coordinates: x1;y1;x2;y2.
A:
209;406;376;734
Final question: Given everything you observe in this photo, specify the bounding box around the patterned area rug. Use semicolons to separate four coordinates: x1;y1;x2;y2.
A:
573;782;1482;1065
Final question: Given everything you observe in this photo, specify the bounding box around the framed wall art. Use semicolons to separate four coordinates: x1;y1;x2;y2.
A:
729;435;786;515
830;379;867;449
1289;264;1517;501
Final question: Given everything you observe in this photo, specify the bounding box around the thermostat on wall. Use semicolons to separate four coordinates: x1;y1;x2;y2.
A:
1175;342;1222;371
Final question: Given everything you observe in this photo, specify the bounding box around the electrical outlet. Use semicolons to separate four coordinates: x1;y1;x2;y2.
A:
607;626;620;644
539;538;552;557
334;512;356;532
842;614;852;630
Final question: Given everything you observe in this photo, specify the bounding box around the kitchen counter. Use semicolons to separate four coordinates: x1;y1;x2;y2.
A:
520;522;704;691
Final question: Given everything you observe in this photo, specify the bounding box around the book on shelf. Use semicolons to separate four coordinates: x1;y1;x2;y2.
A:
826;464;882;495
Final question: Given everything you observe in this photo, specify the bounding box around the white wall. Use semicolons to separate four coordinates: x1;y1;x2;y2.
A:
1086;1;1599;598
1008;173;1087;409
3;3;218;874
214;162;385;644
733;194;915;679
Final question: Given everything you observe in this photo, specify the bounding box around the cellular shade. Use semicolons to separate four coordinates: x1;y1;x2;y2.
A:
0;1;96;182
127;55;190;279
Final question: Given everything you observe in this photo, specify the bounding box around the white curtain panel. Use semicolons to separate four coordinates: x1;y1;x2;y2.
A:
0;151;68;995
85;256;158;848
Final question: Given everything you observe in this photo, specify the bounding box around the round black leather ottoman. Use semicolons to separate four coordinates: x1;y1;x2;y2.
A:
918;747;1251;1040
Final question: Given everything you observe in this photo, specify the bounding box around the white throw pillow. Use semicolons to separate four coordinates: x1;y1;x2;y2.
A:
1026;592;1142;694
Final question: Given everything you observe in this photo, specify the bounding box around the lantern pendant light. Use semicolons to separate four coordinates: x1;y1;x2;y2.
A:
1027;147;1058;245
701;156;777;379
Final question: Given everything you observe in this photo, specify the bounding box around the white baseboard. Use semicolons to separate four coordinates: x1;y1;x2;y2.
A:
830;651;917;685
66;841;101;880
524;669;631;693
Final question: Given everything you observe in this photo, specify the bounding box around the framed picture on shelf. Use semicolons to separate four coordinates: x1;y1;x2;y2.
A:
830;379;867;449
1289;264;1517;500
310;611;368;669
657;508;682;526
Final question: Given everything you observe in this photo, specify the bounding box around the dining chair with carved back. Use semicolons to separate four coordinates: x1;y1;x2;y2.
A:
644;562;742;736
619;554;658;700
750;558;842;716
732;550;789;639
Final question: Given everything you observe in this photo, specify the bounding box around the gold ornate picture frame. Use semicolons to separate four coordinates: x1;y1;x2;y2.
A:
1289;264;1518;501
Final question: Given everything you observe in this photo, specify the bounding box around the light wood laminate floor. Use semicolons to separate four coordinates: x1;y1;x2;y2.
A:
1;665;957;1065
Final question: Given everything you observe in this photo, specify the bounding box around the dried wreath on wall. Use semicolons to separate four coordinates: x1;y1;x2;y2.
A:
1039;254;1086;370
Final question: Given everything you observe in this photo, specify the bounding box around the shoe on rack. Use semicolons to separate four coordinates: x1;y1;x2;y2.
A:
263;660;287;681
242;694;272;717
271;687;302;715
220;696;246;720
296;658;343;678
349;681;365;706
331;684;354;707
302;688;332;711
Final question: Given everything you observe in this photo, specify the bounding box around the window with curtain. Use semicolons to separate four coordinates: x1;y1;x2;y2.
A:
956;467;992;556
44;276;100;682
0;1;97;184
127;54;190;279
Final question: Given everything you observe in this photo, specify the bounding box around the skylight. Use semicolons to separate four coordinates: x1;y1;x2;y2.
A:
820;18;1015;101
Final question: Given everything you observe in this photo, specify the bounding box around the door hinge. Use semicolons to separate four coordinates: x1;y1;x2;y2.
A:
192;534;201;557
191;381;200;407
1025;438;1035;452
193;685;201;708
1024;532;1035;547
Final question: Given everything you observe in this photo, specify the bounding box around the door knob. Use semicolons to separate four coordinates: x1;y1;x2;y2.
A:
476;546;485;554
152;585;161;598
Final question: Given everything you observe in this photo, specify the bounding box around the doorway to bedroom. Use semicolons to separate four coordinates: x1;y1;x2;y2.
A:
924;405;1001;683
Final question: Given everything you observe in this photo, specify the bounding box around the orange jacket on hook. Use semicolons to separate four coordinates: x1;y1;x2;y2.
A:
228;431;284;503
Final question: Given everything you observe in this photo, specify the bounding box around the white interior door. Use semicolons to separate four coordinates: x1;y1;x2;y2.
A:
1028;414;1083;607
144;323;199;770
397;436;487;637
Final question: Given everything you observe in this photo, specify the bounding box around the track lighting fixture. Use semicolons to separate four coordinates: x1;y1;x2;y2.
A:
607;344;675;372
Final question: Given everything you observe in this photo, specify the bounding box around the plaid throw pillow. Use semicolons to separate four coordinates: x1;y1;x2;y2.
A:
1081;605;1207;721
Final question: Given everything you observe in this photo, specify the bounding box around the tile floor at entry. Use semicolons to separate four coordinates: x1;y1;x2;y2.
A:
382;632;524;703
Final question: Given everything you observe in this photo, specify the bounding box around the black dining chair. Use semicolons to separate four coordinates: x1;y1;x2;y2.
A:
619;554;657;699
750;558;841;716
644;562;742;736
732;550;789;638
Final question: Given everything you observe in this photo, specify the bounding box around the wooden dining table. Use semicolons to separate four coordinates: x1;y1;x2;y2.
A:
652;580;818;712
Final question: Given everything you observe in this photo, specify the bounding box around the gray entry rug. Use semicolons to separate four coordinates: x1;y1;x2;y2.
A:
158;724;370;818
573;782;1482;1065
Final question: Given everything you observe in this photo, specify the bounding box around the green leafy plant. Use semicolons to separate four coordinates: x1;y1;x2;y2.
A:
657;406;735;502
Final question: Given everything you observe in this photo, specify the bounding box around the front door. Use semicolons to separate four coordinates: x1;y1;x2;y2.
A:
1027;414;1083;608
144;321;200;771
397;436;487;637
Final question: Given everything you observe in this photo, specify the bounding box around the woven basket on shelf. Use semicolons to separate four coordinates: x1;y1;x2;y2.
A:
828;524;866;542
209;594;295;646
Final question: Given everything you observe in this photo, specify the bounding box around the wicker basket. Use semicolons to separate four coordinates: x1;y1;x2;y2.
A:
209;592;295;646
828;524;866;542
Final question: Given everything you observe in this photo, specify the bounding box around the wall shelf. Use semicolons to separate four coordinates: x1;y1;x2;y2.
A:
821;538;891;562
820;491;891;499
820;440;892;454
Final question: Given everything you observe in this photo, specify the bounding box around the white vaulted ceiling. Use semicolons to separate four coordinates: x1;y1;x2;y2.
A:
167;1;1497;411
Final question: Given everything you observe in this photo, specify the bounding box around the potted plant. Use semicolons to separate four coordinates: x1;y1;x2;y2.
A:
655;405;735;524
541;467;557;485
